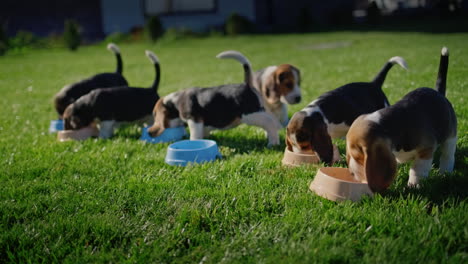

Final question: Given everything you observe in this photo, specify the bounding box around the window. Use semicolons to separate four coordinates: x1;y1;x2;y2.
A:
144;0;217;15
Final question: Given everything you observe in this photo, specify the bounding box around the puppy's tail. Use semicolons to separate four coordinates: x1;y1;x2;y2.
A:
435;47;449;96
216;50;253;87
145;50;161;93
372;56;408;88
107;43;124;75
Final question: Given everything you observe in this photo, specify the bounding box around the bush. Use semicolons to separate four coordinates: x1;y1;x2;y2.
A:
146;16;164;42
161;27;198;42
0;41;7;56
63;19;81;51
225;13;254;36
104;32;131;44
0;25;7;56
9;31;37;47
7;30;43;53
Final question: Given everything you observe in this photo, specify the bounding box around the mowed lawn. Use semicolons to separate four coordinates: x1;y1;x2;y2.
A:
1;32;467;263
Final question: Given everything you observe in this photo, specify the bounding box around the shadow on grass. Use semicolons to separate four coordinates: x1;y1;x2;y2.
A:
209;133;285;155
111;123;286;156
383;146;468;207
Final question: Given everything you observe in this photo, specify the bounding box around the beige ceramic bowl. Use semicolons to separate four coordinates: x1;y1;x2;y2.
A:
282;145;341;166
309;167;373;202
57;126;99;142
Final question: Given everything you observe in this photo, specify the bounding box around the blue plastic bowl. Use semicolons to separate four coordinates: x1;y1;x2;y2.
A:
140;126;187;143
165;139;222;166
49;119;64;133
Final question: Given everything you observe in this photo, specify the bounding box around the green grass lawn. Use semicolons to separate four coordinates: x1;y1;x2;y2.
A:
1;32;467;263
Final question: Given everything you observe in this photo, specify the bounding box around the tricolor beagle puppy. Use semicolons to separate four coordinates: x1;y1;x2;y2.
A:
286;55;408;164
346;47;457;193
54;43;128;117
63;50;161;139
253;64;302;126
147;50;283;146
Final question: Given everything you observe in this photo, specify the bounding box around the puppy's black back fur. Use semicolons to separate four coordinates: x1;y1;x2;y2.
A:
377;47;455;151
377;88;456;151
311;82;388;126
54;45;128;116
79;87;159;122
176;84;263;128
64;50;162;129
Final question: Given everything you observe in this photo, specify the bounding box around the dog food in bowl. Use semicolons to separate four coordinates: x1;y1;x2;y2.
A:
140;126;187;143
49;119;64;133
282;144;341;166
165;139;221;166
57;126;99;142
309;167;373;202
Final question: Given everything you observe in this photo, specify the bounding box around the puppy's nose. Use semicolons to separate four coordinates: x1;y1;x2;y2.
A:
294;96;301;103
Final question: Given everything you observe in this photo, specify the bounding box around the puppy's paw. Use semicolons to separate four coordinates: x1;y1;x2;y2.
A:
407;177;421;188
332;144;341;163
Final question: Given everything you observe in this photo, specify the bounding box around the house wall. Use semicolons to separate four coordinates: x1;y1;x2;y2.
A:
156;0;255;32
100;0;146;35
1;0;104;39
100;0;255;35
255;0;355;31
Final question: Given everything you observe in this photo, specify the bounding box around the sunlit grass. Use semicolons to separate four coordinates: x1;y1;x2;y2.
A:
0;32;467;263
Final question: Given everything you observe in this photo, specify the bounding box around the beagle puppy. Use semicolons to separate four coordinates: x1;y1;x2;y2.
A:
63;50;161;139
147;50;283;146
253;64;302;126
54;43;128;117
286;55;408;164
346;47;456;193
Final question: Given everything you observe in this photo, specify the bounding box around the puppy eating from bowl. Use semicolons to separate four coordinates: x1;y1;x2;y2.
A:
286;55;408;165
63;50;161;139
346;47;456;193
54;43;128;118
147;50;283;147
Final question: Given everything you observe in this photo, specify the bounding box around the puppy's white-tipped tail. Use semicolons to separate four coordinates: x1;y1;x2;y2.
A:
216;50;251;67
145;50;161;92
145;50;160;64
107;43;120;54
441;47;449;56
389;56;408;70
216;50;253;87
436;47;449;96
372;56;408;88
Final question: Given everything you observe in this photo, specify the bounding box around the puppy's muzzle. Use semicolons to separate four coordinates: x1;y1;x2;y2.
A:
294;95;301;104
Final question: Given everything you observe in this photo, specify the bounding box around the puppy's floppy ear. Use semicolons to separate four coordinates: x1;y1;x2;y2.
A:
285;128;293;151
311;123;333;165
262;74;280;105
148;99;168;137
302;113;333;165
147;124;165;137
63;105;74;130
364;138;397;193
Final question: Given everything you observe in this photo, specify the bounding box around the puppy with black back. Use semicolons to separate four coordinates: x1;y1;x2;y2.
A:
346;47;456;192
54;43;128;118
63;50;161;139
147;50;283;146
286;55;408;164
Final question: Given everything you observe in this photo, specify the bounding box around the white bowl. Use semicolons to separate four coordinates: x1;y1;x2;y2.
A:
309;167;373;202
282;145;341;166
57;126;99;142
